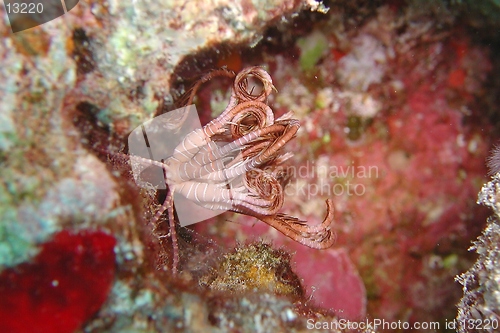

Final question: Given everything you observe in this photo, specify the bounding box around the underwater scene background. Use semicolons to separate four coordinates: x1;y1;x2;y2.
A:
1;0;500;332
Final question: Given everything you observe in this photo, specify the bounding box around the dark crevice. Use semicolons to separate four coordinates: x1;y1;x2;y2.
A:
72;101;122;158
72;28;96;75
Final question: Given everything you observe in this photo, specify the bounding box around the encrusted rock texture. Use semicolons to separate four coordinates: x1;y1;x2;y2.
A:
1;0;500;332
456;175;500;333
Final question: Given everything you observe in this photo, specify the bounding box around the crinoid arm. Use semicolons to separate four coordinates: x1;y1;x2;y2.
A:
233;199;336;250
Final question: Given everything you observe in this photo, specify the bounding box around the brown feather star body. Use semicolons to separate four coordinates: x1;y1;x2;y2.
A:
130;67;335;274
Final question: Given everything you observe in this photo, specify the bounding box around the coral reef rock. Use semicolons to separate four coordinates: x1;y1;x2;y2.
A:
456;175;500;333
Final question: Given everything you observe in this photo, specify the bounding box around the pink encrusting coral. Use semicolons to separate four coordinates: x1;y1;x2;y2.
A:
194;5;493;325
